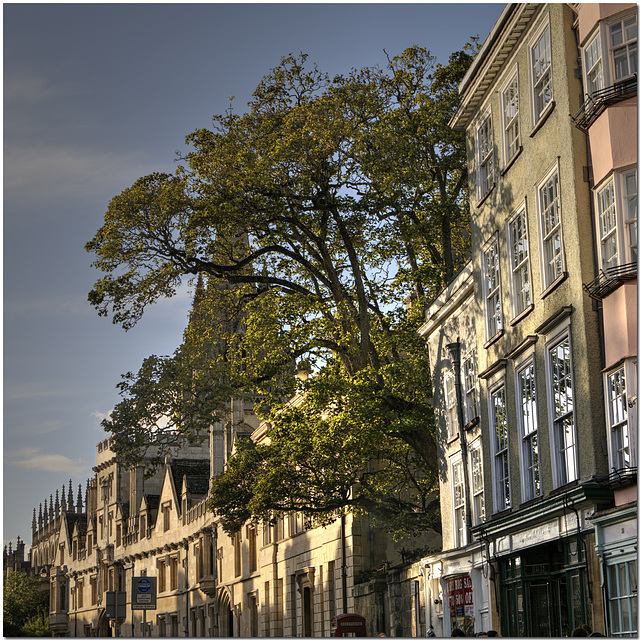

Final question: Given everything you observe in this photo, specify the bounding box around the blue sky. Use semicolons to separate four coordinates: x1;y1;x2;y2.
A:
3;2;503;548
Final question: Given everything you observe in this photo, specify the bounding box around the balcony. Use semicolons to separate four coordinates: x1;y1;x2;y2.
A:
607;466;637;489
583;262;637;300
571;74;637;132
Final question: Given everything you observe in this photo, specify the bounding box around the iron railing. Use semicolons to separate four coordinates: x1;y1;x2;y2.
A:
571;74;637;132
583;261;637;300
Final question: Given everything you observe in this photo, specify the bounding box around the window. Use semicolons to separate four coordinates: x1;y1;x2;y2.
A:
170;555;179;590
158;559;166;592
90;576;97;606
530;23;553;123
483;238;502;339
517;361;542;501
234;531;241;577
623;169;637;262
605;363;637;472
584;32;604;96
538;168;564;288
116;524;121;547
491;385;510;511
452;459;466;546
501;70;521;163
607;559;638;636
87;534;92;556
444;374;457;437
140;515;146;538
476;110;494;199
609;14;637;81
163;503;171;532
463;351;479;424
77;580;83;609
508;206;532;317
548;335;577;486
470;446;485;525
598;178;619;271
249;526;257;573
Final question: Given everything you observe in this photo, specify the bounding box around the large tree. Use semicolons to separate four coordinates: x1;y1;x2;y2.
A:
89;46;473;537
3;573;50;637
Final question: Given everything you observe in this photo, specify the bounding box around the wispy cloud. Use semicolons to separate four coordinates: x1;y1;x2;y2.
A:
4;382;74;402
6;449;87;474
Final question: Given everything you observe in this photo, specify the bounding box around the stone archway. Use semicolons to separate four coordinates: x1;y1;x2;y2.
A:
216;589;234;637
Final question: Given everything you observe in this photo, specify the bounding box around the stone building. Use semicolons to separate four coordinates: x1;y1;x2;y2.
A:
416;2;636;637
29;392;439;637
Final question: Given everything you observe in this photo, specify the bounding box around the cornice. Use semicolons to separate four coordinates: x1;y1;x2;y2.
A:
451;3;542;130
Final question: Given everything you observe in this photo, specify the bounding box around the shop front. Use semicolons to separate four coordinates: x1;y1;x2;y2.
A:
499;538;592;637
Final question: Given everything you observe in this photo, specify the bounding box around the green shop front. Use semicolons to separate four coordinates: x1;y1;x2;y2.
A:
476;484;612;637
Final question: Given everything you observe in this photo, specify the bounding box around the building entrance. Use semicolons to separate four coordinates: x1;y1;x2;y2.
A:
500;539;591;637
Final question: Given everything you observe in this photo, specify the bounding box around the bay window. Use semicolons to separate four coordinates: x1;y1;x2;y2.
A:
610;14;637;81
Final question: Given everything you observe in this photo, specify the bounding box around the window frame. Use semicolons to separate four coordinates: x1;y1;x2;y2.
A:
500;66;521;166
594;167;638;272
507;203;533;319
463;350;479;424
451;456;467;547
515;357;542;502
489;381;511;512
545;324;578;488
537;162;565;291
482;236;503;340
608;12;638;82
529;17;554;126
476;108;495;200
604;359;637;473
469;442;485;526
606;556;638;637
444;373;458;438
583;29;605;96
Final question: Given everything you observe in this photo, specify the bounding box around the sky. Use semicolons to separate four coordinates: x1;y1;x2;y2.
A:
3;1;504;549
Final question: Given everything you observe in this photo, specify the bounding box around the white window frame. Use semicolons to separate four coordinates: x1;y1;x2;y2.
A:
515;357;542;502
444;373;457;438
462;350;479;424
583;30;604;97
597;177;619;272
490;381;510;512
604;359;637;473
476;109;494;200
469;443;485;525
537;163;565;290
545;323;578;488
507;203;532;319
482;236;503;340
606;556;638;637
609;12;637;82
622;167;637;263
529;17;553;125
594;167;638;272
451;457;466;547
500;66;521;165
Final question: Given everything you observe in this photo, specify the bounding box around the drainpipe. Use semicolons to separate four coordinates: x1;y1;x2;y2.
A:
446;342;473;544
341;514;348;613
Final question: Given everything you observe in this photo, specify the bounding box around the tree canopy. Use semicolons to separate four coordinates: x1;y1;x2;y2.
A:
88;45;474;537
3;573;50;637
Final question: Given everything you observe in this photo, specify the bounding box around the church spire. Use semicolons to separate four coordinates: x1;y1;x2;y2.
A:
68;479;74;513
76;483;83;513
60;485;67;513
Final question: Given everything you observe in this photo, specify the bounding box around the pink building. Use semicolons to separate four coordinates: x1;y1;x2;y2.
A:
573;3;638;637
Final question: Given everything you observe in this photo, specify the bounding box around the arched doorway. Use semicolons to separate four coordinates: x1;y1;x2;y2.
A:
216;589;234;637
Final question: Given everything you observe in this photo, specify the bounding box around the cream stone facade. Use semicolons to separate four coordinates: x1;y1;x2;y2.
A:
29;394;439;637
